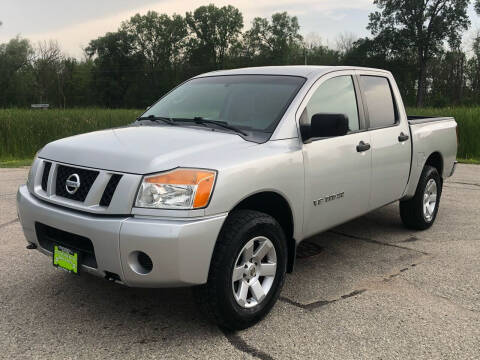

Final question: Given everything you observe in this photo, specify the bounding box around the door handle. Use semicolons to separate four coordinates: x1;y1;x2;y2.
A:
398;132;409;142
356;141;371;152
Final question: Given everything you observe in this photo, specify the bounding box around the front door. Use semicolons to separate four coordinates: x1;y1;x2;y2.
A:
301;73;372;238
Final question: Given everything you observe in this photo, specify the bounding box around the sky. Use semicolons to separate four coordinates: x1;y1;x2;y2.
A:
0;0;479;58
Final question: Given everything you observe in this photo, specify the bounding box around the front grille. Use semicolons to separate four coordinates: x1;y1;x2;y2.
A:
41;162;52;191
35;222;97;268
99;174;122;207
55;165;99;202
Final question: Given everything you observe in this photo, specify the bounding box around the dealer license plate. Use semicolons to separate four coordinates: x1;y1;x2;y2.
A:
53;245;79;275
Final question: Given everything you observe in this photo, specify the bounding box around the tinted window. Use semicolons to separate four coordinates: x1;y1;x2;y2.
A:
360;76;396;128
305;76;359;132
143;75;305;132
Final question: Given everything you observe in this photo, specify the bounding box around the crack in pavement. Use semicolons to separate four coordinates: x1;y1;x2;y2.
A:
279;289;367;311
222;329;275;360
0;218;19;229
383;263;418;282
329;230;429;255
400;236;419;243
280;263;419;311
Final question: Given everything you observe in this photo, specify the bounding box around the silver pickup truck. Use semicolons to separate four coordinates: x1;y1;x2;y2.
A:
17;66;457;329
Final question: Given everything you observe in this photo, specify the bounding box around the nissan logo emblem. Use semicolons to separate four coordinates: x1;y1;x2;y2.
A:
65;173;81;194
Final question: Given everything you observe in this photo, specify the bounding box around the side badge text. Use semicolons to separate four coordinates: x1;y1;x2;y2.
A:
313;192;344;206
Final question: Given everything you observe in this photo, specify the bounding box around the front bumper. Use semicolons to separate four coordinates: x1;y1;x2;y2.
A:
16;185;227;287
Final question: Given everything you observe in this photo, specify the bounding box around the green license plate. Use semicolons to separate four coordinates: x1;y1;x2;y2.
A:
53;245;79;274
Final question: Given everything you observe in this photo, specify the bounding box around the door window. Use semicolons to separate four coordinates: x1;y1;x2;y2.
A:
304;75;360;132
360;76;397;128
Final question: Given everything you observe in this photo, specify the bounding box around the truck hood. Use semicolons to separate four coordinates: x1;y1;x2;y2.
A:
39;125;254;174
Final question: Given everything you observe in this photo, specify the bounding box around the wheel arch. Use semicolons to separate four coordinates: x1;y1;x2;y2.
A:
403;150;445;200
424;151;444;178
229;190;297;273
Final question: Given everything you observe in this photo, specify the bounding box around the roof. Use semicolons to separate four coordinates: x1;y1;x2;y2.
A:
195;65;389;80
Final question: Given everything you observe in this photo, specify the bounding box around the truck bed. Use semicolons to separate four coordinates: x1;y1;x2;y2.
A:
402;115;457;199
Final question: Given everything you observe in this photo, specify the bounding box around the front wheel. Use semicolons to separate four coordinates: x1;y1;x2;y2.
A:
196;210;287;330
400;165;442;230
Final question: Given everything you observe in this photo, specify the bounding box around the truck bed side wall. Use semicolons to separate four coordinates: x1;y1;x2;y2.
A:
403;119;457;199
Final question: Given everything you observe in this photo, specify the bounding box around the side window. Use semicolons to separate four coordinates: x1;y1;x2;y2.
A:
305;75;360;132
360;76;396;128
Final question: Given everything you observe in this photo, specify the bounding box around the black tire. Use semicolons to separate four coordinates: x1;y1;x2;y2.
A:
400;165;442;230
195;209;287;330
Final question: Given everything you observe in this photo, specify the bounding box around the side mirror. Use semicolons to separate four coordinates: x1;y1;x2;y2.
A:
301;113;349;142
146;106;151;110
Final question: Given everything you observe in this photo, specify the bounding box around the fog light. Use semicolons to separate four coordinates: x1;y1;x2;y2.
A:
128;251;153;274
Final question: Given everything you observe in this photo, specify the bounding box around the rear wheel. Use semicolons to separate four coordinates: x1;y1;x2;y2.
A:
196;210;287;330
400;165;442;230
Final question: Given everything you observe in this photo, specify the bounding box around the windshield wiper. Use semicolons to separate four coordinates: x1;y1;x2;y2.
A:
137;115;248;136
187;117;248;136
136;115;177;126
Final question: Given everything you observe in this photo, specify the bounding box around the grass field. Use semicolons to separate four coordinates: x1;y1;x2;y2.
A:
0;109;141;167
0;107;479;167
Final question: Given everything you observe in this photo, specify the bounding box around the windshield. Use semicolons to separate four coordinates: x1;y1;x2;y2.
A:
142;75;305;138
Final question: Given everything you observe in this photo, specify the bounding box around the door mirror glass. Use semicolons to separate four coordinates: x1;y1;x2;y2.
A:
305;113;349;140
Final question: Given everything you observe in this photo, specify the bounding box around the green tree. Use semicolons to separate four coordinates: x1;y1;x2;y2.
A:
465;33;480;103
56;57;91;108
32;40;63;104
121;12;187;71
69;59;95;106
243;12;303;65
368;0;470;107
429;49;467;106
86;30;144;107
121;11;188;96
0;37;35;106
186;4;243;69
343;37;417;105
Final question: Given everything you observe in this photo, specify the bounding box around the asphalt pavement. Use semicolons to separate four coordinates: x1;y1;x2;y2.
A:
1;164;479;359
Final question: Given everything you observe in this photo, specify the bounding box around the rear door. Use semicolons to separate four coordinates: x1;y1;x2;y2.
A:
300;71;372;238
357;71;412;209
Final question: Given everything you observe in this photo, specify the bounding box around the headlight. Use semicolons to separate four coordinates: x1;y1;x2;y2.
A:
135;168;217;209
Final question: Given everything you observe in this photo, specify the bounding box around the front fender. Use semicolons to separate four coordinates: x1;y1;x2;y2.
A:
205;139;305;242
